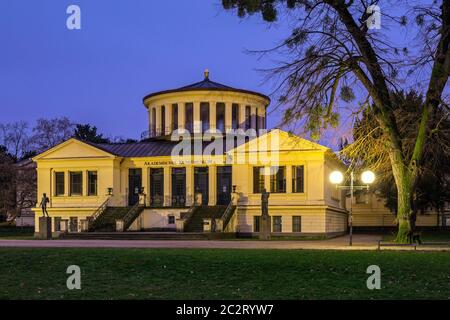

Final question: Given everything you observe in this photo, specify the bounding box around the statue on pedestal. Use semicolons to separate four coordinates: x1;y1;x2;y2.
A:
39;193;50;217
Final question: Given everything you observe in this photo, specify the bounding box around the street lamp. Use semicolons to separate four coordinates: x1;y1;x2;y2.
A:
329;169;375;246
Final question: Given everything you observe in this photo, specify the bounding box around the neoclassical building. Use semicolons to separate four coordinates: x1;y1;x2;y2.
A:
32;71;349;237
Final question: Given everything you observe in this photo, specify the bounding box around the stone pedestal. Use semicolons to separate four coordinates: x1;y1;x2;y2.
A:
259;214;271;240
37;217;52;240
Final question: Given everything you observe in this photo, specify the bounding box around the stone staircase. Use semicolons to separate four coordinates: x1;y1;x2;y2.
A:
88;207;130;232
184;205;227;232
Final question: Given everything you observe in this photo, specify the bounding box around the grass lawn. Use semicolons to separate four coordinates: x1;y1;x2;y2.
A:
0;226;34;240
0;248;448;300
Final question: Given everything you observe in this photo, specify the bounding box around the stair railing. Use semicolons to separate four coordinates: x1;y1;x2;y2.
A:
219;196;237;232
177;201;198;232
119;202;145;231
87;197;110;230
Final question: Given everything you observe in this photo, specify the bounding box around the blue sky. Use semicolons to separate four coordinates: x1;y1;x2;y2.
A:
0;0;291;140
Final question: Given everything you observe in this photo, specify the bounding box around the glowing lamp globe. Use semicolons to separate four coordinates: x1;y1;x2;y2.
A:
329;171;344;184
361;170;375;184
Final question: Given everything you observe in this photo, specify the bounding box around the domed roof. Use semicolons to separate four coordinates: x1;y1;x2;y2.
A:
143;70;270;102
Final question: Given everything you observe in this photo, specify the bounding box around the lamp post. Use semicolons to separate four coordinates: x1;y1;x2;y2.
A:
329;169;375;246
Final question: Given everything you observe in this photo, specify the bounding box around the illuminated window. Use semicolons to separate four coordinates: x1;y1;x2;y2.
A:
253;167;265;194
88;171;97;196
172;104;178;131
273;216;282;232
270;166;286;193
232;104;239;129
253;216;260;232
70;172;82;196
200;102;210;133
292;216;302;232
185;103;193;133
216;103;225;132
292;166;305;193
55;172;64;196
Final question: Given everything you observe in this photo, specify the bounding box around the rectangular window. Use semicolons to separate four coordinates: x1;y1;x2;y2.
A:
253;167;265;193
245;106;251;130
216;102;225;133
292;216;302;232
232;103;239;129
253;216;260;232
172;104;178;131
273;216;282;232
185;103;194;133
54;217;61;232
200;102;210;133
270;166;286;193
88;171;97;196
70;172;82;196
55;172;65;196
69;217;78;232
292;165;305;193
168;215;175;224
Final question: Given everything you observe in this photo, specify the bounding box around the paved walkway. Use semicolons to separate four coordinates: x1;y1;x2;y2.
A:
0;234;378;250
0;234;448;251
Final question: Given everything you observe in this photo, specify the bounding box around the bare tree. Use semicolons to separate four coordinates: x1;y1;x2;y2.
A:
222;0;450;242
31;117;75;152
0;121;30;160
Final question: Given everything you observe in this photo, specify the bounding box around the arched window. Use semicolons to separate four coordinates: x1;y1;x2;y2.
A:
216;103;225;133
232;104;239;130
185;103;194;133
161;105;166;135
172;104;178;131
245;106;251;130
200;102;210;133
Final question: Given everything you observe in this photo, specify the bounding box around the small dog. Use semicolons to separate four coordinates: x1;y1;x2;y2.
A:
407;230;422;244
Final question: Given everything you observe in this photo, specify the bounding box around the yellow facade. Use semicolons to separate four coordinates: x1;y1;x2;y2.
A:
32;129;348;236
31;72;350;237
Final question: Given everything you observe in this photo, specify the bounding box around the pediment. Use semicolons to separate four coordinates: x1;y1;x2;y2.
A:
33;138;115;161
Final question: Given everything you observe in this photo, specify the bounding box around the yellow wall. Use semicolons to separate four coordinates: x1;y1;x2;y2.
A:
32;131;348;235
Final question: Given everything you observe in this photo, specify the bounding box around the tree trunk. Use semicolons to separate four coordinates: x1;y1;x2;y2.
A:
389;152;414;243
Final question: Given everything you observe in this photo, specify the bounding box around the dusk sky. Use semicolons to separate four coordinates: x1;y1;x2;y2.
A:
1;1;293;141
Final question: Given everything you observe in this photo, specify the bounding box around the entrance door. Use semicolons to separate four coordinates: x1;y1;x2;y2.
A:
194;167;209;205
150;168;164;207
216;166;232;205
128;168;142;206
171;167;186;207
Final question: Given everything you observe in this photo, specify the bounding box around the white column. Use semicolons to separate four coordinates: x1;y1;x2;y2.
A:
155;105;161;136
286;165;292;193
165;104;172;135
178;103;185;133
82;171;87;196
64;170;69;196
251;106;257;130
225;102;232;133
209;101;216;133
186;165;194;206
208;165;216;205
142;167;149;206
193;101;201;134
163;166;171;206
239;104;246;130
264;167;271;193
